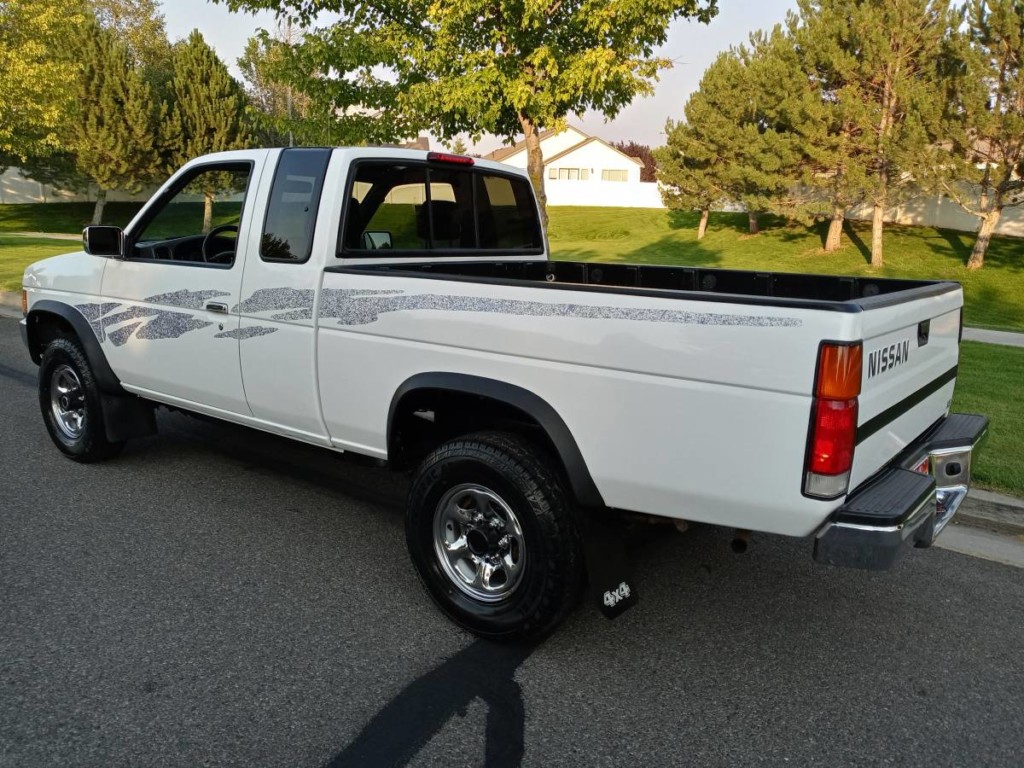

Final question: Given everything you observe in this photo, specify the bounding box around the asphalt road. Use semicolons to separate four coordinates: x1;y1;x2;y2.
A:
2;315;1023;767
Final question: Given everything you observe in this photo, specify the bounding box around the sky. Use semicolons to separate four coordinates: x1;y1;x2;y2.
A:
162;0;798;152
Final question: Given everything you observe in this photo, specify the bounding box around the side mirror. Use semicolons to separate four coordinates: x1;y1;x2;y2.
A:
83;226;124;257
361;231;393;250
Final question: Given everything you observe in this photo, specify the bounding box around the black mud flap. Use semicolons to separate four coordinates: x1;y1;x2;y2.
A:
584;512;639;620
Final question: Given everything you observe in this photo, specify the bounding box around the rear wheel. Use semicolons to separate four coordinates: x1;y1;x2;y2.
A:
405;431;586;641
38;337;124;462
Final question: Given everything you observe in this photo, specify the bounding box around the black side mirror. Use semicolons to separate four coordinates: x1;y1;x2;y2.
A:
83;226;124;257
361;231;393;250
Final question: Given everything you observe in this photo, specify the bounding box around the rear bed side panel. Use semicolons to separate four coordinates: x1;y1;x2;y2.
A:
849;290;964;492
313;270;856;537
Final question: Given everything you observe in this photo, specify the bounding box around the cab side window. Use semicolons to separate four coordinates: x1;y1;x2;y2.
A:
260;148;333;263
133;164;252;266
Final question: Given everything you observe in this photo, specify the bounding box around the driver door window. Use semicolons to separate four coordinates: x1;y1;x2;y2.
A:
133;164;252;266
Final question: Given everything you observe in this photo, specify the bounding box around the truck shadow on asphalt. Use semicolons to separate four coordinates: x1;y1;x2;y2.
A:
322;639;534;768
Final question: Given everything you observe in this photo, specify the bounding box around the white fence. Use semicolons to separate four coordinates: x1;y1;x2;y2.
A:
545;179;665;208
0;167;155;205
846;194;1024;238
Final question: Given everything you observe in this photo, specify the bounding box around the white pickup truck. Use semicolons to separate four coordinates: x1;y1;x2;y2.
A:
20;147;987;639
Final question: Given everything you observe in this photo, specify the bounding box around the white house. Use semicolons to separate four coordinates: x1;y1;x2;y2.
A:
485;125;665;208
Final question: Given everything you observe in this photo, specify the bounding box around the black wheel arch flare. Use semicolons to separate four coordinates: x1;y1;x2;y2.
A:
387;372;605;509
26;300;125;395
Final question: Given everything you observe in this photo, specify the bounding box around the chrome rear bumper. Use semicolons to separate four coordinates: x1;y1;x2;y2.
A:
813;413;988;571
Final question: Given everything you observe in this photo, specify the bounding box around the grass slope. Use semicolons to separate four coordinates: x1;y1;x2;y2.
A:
0;236;79;291
548;208;1024;332
951;341;1024;497
0;202;144;233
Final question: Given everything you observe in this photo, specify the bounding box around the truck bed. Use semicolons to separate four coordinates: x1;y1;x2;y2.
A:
335;260;959;312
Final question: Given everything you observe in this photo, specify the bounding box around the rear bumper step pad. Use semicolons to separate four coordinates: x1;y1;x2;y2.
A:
813;412;988;571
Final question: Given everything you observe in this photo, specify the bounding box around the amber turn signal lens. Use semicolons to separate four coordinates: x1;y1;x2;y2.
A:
816;343;862;400
21;289;28;315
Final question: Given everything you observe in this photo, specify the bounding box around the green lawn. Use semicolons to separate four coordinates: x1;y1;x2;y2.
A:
548;208;1024;332
0;236;79;291
0;202;144;233
952;341;1024;497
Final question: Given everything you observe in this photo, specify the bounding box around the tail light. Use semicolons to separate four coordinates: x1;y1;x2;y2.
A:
804;342;862;499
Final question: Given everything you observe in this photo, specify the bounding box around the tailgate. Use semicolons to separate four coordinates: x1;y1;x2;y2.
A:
849;286;963;492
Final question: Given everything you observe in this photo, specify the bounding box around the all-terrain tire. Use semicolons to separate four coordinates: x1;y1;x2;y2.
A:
405;431;586;642
38;336;124;462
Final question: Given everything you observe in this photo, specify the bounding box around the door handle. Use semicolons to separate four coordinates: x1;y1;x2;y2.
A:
205;301;229;314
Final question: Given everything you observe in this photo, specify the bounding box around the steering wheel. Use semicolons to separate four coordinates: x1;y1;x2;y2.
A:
201;224;239;263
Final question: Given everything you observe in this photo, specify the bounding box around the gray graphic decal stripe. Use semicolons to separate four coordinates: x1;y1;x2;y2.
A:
107;321;142;347
316;291;803;328
214;327;278;340
75;302;123;341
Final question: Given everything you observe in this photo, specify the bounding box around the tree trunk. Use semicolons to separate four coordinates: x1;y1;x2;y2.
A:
870;202;884;267
697;209;709;240
91;189;107;226
824;205;844;253
203;192;214;233
747;211;759;234
520;115;547;228
968;206;1002;271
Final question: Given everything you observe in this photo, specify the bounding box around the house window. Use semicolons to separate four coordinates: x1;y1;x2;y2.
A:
601;169;628;182
553;167;590;181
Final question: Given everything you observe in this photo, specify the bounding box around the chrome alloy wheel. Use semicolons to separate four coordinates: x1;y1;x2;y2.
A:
432;483;526;603
50;364;86;440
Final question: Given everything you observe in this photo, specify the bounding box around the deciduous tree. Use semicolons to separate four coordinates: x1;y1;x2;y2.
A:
238;21;319;146
0;0;86;162
215;0;719;224
613;141;657;182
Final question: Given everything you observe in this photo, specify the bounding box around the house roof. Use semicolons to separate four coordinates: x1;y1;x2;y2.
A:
542;136;645;168
484;125;588;162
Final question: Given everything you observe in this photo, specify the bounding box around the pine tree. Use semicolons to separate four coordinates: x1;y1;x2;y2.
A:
937;0;1024;270
167;30;254;231
791;0;953;267
656;32;799;237
781;10;873;252
654;120;720;240
69;21;165;224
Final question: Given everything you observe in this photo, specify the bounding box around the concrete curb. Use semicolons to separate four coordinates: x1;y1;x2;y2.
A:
3;231;80;240
0;290;21;318
962;327;1024;348
955;489;1024;538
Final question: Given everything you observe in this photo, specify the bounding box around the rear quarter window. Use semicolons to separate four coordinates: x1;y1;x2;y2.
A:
341;161;542;256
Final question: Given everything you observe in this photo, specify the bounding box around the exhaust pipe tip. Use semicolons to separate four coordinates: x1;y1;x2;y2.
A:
730;529;751;554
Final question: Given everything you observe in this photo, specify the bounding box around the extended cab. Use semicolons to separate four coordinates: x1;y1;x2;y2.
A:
21;148;988;639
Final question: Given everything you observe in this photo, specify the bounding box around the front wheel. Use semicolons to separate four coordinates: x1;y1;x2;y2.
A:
38;337;124;462
405;431;586;642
